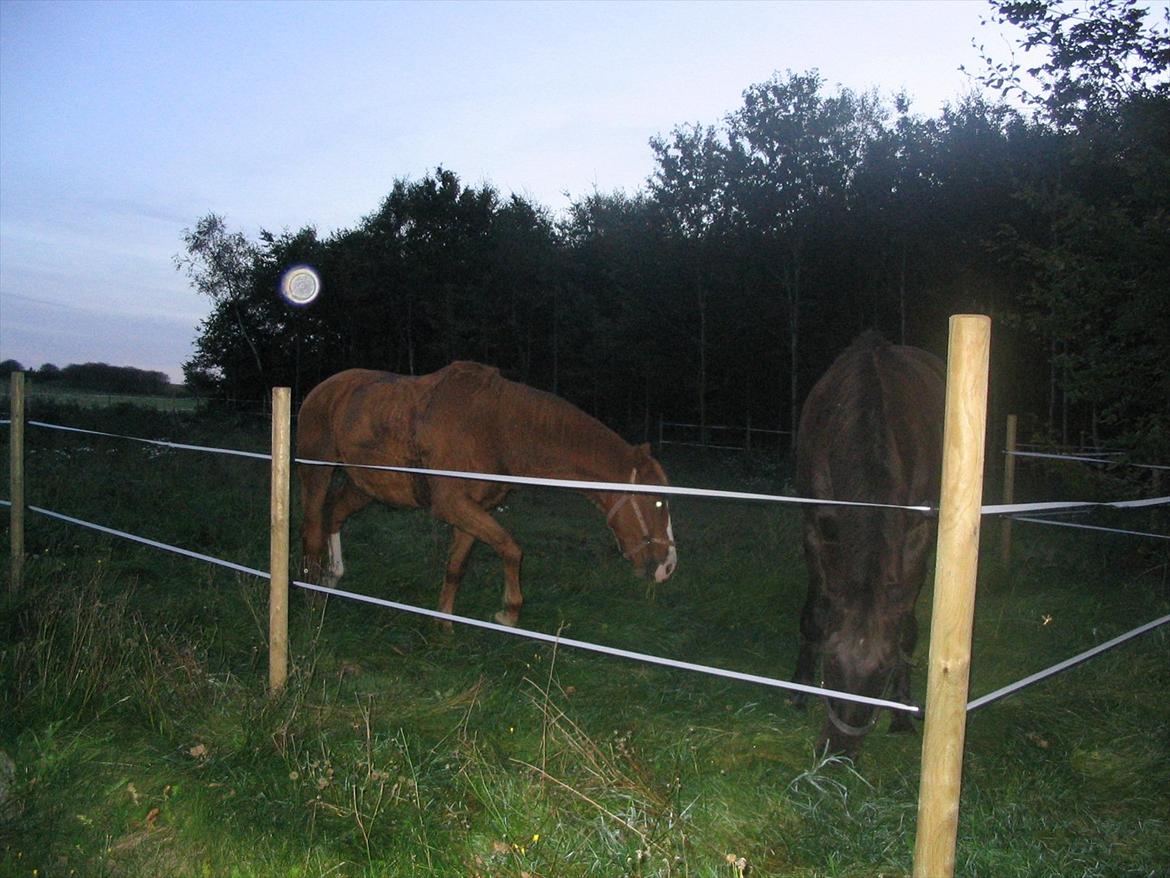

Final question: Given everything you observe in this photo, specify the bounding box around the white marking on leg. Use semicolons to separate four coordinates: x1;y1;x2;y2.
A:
326;531;344;584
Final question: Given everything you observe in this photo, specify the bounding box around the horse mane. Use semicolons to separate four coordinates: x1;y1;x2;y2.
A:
499;377;631;470
829;332;897;503
441;362;633;476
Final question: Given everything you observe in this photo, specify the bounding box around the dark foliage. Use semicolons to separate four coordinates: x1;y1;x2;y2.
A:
3;361;172;395
179;1;1170;462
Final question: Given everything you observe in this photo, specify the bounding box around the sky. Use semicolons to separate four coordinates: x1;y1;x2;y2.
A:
0;0;1002;383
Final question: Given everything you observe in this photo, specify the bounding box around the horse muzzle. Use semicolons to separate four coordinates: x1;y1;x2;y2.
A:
653;545;678;582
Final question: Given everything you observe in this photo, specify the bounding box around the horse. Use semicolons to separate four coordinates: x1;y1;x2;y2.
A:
791;331;945;756
295;361;678;627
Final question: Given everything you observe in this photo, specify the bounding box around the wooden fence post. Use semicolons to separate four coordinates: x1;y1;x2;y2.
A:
1000;414;1017;565
9;372;25;593
269;387;291;694
913;315;991;878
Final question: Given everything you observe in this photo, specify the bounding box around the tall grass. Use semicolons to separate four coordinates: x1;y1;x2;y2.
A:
0;406;1167;876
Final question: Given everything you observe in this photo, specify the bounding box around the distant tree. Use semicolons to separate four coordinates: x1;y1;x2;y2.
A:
972;0;1170;127
182;362;220;397
561;191;658;420
724;70;886;443
484;194;560;384
176;214;265;384
57;363;170;394
36;363;62;382
973;0;1170;455
0;360;24;379
650;123;730;440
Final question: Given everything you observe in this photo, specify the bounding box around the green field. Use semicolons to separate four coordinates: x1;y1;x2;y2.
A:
1;406;1167;877
1;386;201;413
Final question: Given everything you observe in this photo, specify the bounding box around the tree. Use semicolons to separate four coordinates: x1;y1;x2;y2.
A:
973;0;1170;456
176;214;265;385
561;190;665;425
650;123;729;439
724;70;886;444
973;0;1169;127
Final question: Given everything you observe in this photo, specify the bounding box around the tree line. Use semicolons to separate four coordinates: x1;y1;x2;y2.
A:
0;360;173;396
179;0;1169;461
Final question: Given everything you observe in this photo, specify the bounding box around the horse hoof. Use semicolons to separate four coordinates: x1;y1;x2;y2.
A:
494;610;519;627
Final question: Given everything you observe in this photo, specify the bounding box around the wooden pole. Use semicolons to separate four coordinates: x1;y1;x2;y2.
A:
999;414;1018;566
9;373;25;593
269;387;291;694
913;315;991;878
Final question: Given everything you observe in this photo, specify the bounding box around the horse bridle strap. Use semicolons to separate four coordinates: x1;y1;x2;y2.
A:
606;468;675;558
821;655;912;739
823;697;882;738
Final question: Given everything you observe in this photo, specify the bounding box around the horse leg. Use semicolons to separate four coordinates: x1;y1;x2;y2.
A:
432;500;523;627
435;528;477;632
321;479;373;586
791;588;827;710
889;611;919;733
298;464;333;584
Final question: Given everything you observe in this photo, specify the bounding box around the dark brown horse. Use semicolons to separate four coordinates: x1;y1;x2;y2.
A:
792;331;945;756
296;362;677;626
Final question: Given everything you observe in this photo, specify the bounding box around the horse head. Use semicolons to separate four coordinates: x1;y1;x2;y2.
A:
808;507;925;756
605;444;678;583
818;607;902;756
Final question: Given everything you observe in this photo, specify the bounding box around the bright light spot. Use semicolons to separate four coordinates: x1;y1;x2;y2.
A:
280;265;321;306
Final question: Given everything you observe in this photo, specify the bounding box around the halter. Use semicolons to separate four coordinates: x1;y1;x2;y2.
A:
605;467;675;561
824;696;884;739
821;649;917;739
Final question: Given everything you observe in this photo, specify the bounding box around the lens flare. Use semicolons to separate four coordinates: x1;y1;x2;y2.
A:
279;265;321;306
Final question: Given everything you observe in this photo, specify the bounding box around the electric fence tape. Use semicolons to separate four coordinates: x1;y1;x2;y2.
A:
0;498;918;716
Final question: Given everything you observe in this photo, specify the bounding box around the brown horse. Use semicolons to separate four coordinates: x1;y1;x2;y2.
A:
296;361;677;626
792;331;945;756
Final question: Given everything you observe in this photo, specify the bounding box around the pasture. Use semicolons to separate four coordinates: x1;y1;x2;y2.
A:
0;387;200;413
1;403;1168;877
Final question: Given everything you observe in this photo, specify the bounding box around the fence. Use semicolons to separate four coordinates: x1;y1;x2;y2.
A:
5;316;1169;877
657;416;790;452
999;413;1170;563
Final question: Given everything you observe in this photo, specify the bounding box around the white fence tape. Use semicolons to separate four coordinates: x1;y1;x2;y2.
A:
13;502;268;577
0;497;917;715
1010;515;1169;541
7;417;1168;717
967;613;1170;712
21;419;1169;518
294;455;934;512
27;420;271;460
291;578;919;714
1008;449;1170;471
981;496;1169;516
7;494;1164;717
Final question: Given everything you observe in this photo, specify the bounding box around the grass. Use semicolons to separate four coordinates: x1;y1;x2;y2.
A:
2;386;201;413
1;405;1168;877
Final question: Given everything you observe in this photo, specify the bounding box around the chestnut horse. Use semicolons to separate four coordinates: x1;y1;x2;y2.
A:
792;331;945;756
296;361;678;626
